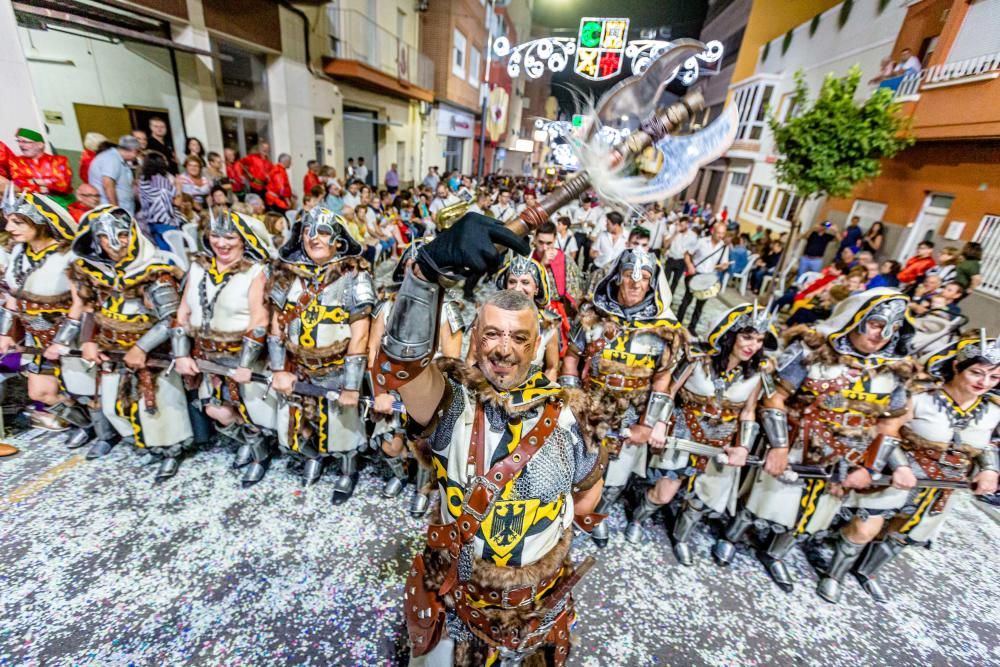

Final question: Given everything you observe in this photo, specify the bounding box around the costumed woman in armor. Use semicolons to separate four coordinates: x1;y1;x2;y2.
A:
625;302;777;567
0;189;93;434
851;332;1000;602
268;207;374;503
172;210;279;486
67;205;193;479
370;239;467;517
374;212;606;667
559;247;684;548
713;288;917;603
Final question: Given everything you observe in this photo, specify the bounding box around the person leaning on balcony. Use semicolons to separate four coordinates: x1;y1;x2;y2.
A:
894;47;922;76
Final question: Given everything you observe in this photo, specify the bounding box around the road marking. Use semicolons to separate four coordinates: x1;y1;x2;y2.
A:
0;454;85;510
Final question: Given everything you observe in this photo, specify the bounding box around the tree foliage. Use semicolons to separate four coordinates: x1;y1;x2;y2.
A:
768;65;913;201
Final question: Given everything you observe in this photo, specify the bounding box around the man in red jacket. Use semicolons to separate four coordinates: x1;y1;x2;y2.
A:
224;147;246;197
240;141;272;199
265;153;293;211
8;128;74;206
897;240;937;285
303;159;321;196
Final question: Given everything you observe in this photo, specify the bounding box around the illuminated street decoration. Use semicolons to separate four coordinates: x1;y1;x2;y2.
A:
534;118;631;170
574;18;630;81
493;21;724;86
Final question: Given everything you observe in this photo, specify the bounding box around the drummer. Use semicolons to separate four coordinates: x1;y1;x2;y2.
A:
676;221;730;334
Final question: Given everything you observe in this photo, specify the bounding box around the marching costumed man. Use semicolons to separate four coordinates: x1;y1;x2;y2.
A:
172;210;279;486
7;128;74;206
370;240;467;517
0;190;93;434
559;247;684;548
268;207;374;502
625;302;777;565
68;206;193;479
851;333;1000;602
713;288;916;603
375;213;606;666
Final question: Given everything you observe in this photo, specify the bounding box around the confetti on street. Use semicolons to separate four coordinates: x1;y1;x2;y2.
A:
2;431;998;666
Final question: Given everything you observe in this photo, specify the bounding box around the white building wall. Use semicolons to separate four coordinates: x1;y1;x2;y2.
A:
728;0;908;233
16;28;185;156
0;2;49;151
269;6;343;194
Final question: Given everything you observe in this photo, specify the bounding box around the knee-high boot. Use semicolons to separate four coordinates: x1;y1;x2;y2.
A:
624;493;664;544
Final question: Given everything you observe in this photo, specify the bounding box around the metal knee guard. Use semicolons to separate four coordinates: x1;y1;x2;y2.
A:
671;500;706;566
853;538;907;603
624;494;663;544
817;534;866;604
714;508;754;566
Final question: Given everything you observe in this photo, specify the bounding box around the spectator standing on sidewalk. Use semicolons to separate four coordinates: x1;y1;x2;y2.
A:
798;221;837;277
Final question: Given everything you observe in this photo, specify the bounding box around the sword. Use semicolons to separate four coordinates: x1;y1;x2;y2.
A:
870;477;977;491
18;345;404;414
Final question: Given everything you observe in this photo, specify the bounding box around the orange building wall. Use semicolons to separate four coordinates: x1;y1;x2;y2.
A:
822;140;1000;241
891;0;951;62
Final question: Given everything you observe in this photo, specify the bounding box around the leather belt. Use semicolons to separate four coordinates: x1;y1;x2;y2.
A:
456;567;563;610
588;371;647;391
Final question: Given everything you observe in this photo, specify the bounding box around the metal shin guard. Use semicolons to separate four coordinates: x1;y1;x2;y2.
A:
331;450;359;504
409;465;432;517
155;455;182;481
713;508;755;566
671;502;706;567
302;457;324;486
241;427;272;487
817;535;867;604
591;485;625;548
760;530;800;592
85;408;119;460
624;494;663;544
382;455;408;498
852;539;907;603
65;427;92;450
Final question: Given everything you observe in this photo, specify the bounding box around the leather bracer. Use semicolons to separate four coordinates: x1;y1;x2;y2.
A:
374;266;441;391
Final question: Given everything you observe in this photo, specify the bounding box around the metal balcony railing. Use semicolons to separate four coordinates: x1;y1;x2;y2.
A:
327;6;434;90
882;49;1000;100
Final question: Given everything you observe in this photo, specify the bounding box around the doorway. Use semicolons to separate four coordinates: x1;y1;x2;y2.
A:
220;109;271;157
897;193;954;261
343;107;379;186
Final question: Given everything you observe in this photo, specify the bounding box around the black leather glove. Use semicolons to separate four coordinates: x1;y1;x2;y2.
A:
416;212;531;283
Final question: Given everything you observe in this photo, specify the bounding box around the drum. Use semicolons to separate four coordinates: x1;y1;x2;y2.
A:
689;273;721;300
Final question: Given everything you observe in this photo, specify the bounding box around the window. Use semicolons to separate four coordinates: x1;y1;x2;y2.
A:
469;47;481;86
452;30;467;78
773;190;801;222
731;81;775;142
973;214;1000;297
748;185;771;214
730;171;748;187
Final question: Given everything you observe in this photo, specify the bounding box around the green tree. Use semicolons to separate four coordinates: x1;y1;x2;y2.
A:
767;65;912;292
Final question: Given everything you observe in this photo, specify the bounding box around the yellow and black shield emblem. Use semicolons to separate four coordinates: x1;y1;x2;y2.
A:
482;499;539;558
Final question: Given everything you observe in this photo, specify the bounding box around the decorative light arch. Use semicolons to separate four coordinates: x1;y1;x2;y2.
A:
494;17;723;85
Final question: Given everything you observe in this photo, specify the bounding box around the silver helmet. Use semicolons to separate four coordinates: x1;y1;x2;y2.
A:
208;207;236;236
618;248;658;282
90;207;134;251
859;297;908;340
302;207;342;244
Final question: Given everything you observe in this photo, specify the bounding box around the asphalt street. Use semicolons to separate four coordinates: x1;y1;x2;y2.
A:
2;426;998;667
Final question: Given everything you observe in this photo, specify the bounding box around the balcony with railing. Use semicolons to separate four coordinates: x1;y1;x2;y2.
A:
877;49;1000;140
321;7;434;103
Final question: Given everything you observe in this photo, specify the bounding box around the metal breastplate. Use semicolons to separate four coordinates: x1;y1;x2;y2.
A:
284;274;353;349
589;325;666;376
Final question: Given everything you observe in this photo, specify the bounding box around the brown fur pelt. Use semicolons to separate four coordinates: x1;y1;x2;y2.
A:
15;290;72;306
287;337;350;361
436;356;567;416
578;385;650;444
190;253;258;276
272;255;368;288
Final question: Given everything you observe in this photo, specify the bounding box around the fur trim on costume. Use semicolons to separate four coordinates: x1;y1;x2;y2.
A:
286;337;350;362
191;253;258;276
14;290;72;306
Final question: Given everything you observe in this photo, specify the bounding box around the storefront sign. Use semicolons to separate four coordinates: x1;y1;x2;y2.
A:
437;107;475;138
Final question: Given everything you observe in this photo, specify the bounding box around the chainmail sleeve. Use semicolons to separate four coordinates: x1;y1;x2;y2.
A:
406;376;468;453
